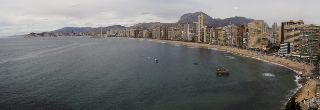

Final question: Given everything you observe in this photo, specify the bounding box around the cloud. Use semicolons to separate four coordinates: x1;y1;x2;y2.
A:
70;3;82;7
233;7;239;11
1;0;320;36
84;22;93;25
140;12;150;15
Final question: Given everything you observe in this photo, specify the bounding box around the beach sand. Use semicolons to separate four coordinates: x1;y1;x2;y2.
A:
137;38;317;106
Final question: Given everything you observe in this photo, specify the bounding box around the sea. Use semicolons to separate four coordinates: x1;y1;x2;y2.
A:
0;36;300;110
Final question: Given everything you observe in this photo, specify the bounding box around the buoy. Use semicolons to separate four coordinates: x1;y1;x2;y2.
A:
148;57;150;58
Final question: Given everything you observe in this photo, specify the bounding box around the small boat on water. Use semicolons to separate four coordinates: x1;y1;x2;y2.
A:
216;67;229;75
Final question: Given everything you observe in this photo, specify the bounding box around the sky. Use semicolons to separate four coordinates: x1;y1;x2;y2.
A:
1;0;320;37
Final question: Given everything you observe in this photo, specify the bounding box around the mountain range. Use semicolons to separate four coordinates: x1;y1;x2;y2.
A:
177;11;265;28
48;11;266;34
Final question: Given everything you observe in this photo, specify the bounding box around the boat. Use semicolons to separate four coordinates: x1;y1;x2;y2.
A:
216;67;229;75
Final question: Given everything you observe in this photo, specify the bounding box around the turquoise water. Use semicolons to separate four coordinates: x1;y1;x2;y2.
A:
0;37;298;109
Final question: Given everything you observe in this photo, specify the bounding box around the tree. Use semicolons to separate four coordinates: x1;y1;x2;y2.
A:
269;46;280;52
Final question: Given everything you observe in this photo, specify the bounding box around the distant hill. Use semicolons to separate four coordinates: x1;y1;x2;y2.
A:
49;25;127;33
177;11;266;28
50;27;92;33
127;22;178;30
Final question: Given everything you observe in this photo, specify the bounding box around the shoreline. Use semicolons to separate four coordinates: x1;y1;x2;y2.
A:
134;38;316;108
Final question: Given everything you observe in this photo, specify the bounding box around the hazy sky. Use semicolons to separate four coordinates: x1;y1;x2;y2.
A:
1;0;320;36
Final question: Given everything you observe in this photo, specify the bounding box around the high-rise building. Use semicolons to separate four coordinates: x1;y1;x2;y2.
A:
142;30;147;38
281;20;304;53
155;27;162;39
183;23;189;41
215;27;226;45
197;14;203;43
280;20;304;43
299;24;319;56
248;21;268;50
238;25;246;47
162;26;169;40
225;24;238;46
134;29;139;38
129;29;134;37
202;26;212;44
271;22;278;33
152;29;156;39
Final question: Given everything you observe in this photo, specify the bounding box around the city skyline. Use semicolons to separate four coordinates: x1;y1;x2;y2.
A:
1;0;320;37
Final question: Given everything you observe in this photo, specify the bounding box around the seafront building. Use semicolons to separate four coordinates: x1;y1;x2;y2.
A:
183;23;190;41
134;29;139;38
298;24;319;56
224;24;238;46
210;31;215;44
203;26;213;44
215;27;226;45
197;14;204;43
155;27;162;39
162;26;169;40
237;25;246;47
247;21;268;50
280;20;304;54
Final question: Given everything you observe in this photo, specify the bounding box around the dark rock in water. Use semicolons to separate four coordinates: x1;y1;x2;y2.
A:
194;62;199;65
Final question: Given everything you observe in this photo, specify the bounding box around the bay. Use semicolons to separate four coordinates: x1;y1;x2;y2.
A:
0;36;298;110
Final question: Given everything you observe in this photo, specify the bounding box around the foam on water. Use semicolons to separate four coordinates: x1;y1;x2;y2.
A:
263;73;275;77
209;48;218;50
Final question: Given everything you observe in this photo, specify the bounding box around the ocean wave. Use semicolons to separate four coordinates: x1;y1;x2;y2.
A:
208;48;218;50
262;73;275;77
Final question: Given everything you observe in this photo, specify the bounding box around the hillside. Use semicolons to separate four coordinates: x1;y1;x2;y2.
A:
50;27;92;33
177;11;265;28
50;25;127;33
127;22;178;30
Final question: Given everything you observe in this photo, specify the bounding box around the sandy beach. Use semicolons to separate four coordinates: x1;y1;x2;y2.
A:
136;38;318;107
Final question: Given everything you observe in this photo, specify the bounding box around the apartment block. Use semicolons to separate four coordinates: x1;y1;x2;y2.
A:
247;21;268;50
224;24;238;46
197;14;204;43
281;20;304;53
299;24;319;56
238;25;246;47
162;26;169;40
